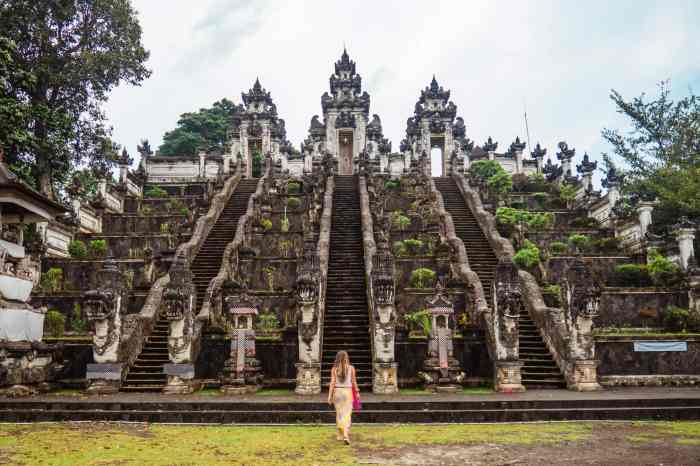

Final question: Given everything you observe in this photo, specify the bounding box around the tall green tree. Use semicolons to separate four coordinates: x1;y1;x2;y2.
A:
158;99;238;156
0;0;150;199
602;82;700;221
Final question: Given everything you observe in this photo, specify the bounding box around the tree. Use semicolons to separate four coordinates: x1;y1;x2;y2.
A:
158;98;239;156
602;82;700;219
0;0;150;198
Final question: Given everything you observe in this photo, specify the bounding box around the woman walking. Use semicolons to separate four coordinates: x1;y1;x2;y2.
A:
327;350;359;445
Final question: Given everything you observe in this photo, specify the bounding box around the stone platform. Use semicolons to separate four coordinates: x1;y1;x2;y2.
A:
1;387;699;424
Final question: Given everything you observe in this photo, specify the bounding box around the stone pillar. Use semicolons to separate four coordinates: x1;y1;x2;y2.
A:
198;151;206;178
119;164;129;184
570;360;600;392
514;150;523;174
607;182;620;212
492;260;525;393
488;150;495;161
677;228;696;270
637;201;655;238
495;361;525;393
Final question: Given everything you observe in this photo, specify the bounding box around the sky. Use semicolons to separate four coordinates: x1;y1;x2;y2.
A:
105;0;700;185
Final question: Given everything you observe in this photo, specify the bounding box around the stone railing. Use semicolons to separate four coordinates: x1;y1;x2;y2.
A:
120;161;243;371
452;173;600;391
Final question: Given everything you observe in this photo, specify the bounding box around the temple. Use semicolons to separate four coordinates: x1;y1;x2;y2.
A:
2;49;699;398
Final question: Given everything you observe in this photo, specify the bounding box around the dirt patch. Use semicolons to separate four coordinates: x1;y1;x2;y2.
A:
355;423;700;466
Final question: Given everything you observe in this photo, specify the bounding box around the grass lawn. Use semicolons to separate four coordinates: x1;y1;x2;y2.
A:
0;421;699;465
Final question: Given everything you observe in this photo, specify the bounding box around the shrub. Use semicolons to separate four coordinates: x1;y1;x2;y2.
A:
495;208;553;232
533;192;548;203
257;312;281;331
286;197;301;209
559;183;578;204
89;239;107;257
568;234;590;252
280;216;290;233
252;151;263;178
145;186;168;198
487;170;513;196
40;267;63;293
468;160;503;183
663;306;691;332
392;241;407;257
403;239;423;255
392;211;411;231
44;309;66;338
569;216;599;228
384;179;400;190
179;205;190;216
405;309;432;335
68;240;88;259
541;284;561;307
70;303;87;334
648;248;684;288
613;264;652;287
513;240;541;269
594;237;621;254
549;241;568;254
511;173;529;192
527;173;549;192
287;182;301;194
409;268;437;288
260;218;273;231
527;212;554;231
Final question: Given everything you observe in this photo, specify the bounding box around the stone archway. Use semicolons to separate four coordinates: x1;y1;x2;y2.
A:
338;131;354;175
430;147;443;177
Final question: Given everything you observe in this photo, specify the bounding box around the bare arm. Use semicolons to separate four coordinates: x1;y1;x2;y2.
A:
351;366;359;393
327;367;336;403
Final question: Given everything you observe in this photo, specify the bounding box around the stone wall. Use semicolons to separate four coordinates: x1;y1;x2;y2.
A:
596;290;688;327
597;336;700;377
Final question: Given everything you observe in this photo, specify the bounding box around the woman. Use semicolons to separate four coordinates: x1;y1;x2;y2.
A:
327;350;359;445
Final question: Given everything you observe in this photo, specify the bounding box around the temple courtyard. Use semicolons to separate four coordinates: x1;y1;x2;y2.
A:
1;419;699;465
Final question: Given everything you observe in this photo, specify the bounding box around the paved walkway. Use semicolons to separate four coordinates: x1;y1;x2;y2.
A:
6;386;700;403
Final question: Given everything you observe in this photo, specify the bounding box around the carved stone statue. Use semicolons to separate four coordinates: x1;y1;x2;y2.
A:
294;239;322;395
371;244;398;394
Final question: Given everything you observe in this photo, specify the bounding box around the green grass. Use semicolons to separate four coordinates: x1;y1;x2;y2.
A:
595;330;700;337
627;421;700;445
462;387;493;395
398;387;493;396
398;388;433;396
0;422;597;465
255;388;294;396
194;388;223;397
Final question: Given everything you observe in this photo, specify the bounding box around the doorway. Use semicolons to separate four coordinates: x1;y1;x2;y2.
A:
430;137;445;177
339;131;353;175
248;139;262;177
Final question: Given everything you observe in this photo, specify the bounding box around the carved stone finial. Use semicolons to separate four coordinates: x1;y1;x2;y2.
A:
576;152;597;174
483;137;498;152
510;137;526;153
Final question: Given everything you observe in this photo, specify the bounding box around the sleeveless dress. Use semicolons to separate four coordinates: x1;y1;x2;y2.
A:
333;366;354;434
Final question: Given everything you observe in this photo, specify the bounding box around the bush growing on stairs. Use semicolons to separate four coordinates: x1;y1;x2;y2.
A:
44;310;66;338
405;309;432;336
409;268;437;288
68;240;88;259
513;240;541;269
648;248;684;288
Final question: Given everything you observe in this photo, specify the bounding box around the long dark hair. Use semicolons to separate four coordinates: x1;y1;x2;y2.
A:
334;350;350;380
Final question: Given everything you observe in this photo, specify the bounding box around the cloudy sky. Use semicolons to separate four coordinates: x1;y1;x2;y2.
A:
105;0;700;183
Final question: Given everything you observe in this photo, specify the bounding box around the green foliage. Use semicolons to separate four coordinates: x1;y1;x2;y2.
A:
287;182;301;194
392;241;407;257
541;284;562;307
68;240;88;259
70;304;87;334
140;205;154;216
549;241;568;254
496;208;554;233
569;216;599;228
280;216;290;233
261;266;276;291
559;183;578;203
256;312;281;331
409;268;437;288
252;151;263;178
527;173;549;192
513;240;541;269
533;192;548;204
487;170;513;196
602;82;700;219
392;211;411;231
405;309;432;335
384;179;400;190
468;160;503;183
159;99;238;156
613;263;652;287
44;310;66;338
260;218;273;231
0;1;150;198
286;197;301;209
88;239;107;257
662;306;696;332
591;237;621;254
403;239;424;255
647;248;684;288
40;268;63;293
145;186;168;198
568;234;590;251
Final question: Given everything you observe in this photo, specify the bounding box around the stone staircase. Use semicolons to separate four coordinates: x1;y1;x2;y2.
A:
434;177;498;305
121;178;258;392
434;176;565;389
321;175;372;389
518;308;566;388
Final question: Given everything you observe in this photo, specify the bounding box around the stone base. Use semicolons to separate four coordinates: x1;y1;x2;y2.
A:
372;362;398;395
495;361;525;393
221;384;259;395
0;384;38;398
295;362;321;395
568;360;601;392
163;364;196;394
86;363;123;394
429;384;460;394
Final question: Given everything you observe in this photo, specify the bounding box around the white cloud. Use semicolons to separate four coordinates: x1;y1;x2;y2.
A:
106;0;700;185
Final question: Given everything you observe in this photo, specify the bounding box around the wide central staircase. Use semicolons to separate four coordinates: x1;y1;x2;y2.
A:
434;177;565;389
122;178;259;392
321;175;372;389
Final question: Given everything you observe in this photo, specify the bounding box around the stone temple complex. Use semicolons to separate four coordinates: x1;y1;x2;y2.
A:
2;50;700;400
